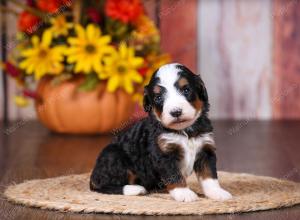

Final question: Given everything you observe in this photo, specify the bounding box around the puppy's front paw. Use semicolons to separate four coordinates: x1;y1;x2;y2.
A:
202;179;232;201
205;187;232;201
169;187;199;202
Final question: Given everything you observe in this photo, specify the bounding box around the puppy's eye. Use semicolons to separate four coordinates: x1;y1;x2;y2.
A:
154;95;162;103
182;86;191;95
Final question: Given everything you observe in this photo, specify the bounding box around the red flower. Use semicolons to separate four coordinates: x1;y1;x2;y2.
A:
87;8;101;23
37;0;59;13
26;0;35;7
105;0;144;23
23;89;38;99
60;0;72;7
18;11;40;34
37;0;69;13
4;61;21;77
138;66;148;77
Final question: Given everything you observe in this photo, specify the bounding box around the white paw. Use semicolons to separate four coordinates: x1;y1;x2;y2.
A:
123;185;147;196
205;187;232;201
201;179;232;201
169;187;199;202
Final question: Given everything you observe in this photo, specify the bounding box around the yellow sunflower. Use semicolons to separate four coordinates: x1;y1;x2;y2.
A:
100;43;144;94
65;24;114;74
48;15;72;37
19;30;65;80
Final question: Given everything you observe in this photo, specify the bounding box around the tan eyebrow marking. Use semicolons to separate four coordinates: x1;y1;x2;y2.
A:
153;85;161;94
178;77;189;88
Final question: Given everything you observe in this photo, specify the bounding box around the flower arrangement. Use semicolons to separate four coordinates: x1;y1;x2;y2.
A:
2;0;170;107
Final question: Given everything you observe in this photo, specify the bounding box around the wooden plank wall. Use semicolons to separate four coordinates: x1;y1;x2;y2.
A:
1;1;36;121
273;0;300;119
2;0;300;120
0;2;5;121
160;0;198;72
198;0;272;119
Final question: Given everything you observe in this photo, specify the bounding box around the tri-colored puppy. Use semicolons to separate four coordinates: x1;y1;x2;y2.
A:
90;63;232;202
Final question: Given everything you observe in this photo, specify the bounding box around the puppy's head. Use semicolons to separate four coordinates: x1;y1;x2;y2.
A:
144;63;209;130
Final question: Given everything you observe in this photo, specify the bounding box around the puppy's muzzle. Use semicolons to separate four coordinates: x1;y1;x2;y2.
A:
170;108;183;118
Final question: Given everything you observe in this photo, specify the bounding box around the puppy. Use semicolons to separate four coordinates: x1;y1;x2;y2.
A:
90;63;232;202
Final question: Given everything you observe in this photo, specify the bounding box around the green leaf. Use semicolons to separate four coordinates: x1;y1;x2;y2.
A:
51;73;72;86
78;73;99;92
105;18;132;42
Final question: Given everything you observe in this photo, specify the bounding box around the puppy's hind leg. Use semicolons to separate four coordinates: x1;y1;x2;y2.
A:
90;144;147;196
122;169;147;196
90;144;129;194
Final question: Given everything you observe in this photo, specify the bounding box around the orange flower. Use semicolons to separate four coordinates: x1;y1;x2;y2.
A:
105;0;144;23
143;54;171;85
18;11;40;34
133;15;159;37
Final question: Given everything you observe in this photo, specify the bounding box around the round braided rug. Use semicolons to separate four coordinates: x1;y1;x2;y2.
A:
4;171;300;215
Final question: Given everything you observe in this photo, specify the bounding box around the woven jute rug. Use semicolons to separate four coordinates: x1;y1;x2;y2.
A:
3;171;300;215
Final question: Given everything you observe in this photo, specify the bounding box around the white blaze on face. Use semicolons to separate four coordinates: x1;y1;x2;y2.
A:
156;63;199;130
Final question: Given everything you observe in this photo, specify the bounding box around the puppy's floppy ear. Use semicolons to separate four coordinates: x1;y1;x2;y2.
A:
195;75;208;102
143;86;152;112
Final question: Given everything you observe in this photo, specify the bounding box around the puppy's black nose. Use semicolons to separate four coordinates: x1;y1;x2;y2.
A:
170;109;182;118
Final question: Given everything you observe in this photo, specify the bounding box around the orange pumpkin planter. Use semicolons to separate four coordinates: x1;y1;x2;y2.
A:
35;76;135;134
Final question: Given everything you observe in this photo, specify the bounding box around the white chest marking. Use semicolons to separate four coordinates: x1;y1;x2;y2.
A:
158;132;215;177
